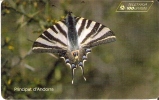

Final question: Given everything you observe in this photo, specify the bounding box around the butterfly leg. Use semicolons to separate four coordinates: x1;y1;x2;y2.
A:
64;52;78;84
85;48;91;54
59;51;77;84
63;58;77;84
71;64;76;84
78;62;86;81
77;48;92;81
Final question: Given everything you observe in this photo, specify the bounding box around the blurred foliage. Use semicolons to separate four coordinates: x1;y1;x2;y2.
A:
1;0;159;99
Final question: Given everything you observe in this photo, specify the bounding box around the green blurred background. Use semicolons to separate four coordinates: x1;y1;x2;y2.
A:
1;0;159;99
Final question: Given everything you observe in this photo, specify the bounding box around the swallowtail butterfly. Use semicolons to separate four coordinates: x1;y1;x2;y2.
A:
32;12;116;84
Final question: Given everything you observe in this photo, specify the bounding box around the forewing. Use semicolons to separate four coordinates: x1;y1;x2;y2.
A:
75;17;116;48
32;20;68;53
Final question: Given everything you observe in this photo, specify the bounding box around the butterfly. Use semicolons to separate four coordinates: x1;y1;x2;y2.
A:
32;11;116;84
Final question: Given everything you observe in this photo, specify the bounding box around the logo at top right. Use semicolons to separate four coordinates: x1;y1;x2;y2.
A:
116;1;154;12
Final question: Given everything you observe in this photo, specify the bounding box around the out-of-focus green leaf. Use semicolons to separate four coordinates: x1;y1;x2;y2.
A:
7;0;16;8
17;15;25;24
29;11;40;18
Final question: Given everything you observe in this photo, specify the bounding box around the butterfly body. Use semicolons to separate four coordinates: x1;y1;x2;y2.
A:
66;12;79;51
32;12;116;84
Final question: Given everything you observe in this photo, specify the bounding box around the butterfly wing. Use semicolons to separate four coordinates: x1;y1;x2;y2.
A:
32;20;68;53
75;17;116;48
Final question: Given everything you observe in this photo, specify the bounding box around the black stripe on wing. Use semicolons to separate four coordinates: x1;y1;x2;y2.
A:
75;17;80;24
81;22;100;44
86;20;92;29
78;18;86;36
55;23;67;38
50;26;58;34
32;20;68;53
84;31;116;48
43;31;67;46
33;42;65;53
95;25;105;36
